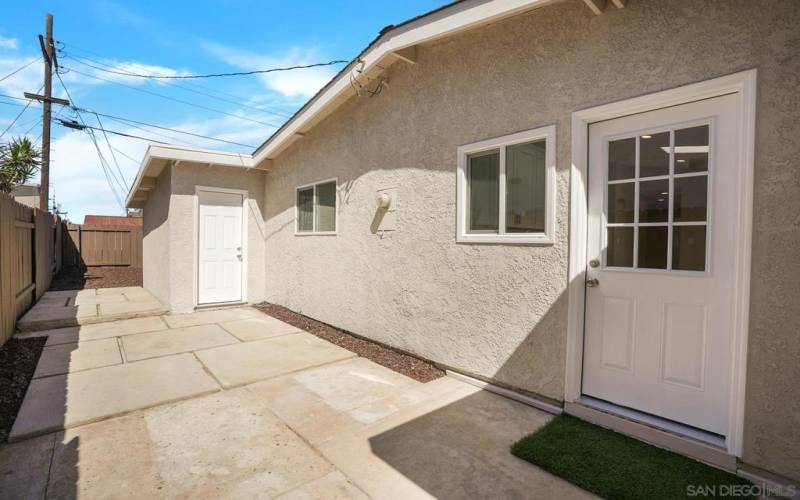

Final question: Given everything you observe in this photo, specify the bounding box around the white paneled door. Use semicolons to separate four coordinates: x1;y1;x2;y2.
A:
582;94;739;436
198;190;244;305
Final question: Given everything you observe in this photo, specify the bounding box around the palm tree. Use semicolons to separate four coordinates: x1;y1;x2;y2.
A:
0;137;41;193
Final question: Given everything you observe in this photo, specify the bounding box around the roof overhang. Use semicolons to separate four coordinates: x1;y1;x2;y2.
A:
250;0;561;167
125;144;255;208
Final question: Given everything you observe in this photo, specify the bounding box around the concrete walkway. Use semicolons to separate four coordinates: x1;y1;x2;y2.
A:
16;287;167;332
3;304;592;499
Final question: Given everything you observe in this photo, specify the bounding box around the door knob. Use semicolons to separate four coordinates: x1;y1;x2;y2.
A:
586;278;599;288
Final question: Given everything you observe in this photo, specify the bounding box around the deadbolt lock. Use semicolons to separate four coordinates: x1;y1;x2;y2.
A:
589;259;600;268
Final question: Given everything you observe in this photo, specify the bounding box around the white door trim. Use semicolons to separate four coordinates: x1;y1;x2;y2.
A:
565;69;757;456
193;185;249;307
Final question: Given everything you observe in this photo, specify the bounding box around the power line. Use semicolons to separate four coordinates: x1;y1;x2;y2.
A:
91;111;128;188
56;119;169;144
55;70;128;206
63;52;294;120
64;67;283;129
0;85;43;139
79;109;256;148
0;57;41;83
0;93;32;102
62;52;347;80
0;100;27;108
110;145;140;164
100;114;205;149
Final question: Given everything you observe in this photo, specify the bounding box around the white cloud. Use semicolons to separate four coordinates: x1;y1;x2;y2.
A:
0;36;18;50
203;42;338;98
0;55;43;98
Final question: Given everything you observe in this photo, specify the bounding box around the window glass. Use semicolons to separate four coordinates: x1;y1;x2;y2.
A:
506;140;546;233
638;226;668;269
608;182;635;224
607;227;634;267
315;181;336;232
608;138;635;181
297;187;314;232
673;226;706;271
639;179;669;223
639;131;670;177
674;176;707;222
468;151;499;232
675;125;709;174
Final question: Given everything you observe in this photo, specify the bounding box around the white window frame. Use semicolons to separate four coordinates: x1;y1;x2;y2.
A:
456;125;556;245
295;177;338;236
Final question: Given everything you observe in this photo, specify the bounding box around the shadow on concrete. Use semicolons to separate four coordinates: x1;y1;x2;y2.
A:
362;288;579;499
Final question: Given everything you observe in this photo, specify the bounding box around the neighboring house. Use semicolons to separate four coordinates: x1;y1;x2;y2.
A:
11;183;40;209
83;214;143;226
125;0;800;485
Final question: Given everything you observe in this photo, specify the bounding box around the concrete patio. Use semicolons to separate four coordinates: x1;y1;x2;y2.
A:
16;287;167;332
2;301;591;499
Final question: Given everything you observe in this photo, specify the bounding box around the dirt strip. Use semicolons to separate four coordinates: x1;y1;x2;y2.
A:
255;302;444;383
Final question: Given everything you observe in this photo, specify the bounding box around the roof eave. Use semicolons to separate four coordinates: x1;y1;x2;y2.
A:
250;0;559;167
125;144;256;208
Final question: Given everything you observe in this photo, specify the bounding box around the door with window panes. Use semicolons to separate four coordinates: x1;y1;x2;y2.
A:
582;94;739;436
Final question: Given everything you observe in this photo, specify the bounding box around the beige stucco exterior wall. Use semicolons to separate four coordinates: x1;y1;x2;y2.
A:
262;0;800;480
142;166;172;307
142;163;267;314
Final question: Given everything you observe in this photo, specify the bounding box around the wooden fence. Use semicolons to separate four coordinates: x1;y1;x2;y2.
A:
0;193;62;345
62;224;142;268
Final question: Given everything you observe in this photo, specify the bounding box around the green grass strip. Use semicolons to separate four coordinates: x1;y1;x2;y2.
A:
511;415;754;500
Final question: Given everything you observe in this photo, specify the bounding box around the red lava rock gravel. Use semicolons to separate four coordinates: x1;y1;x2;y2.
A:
49;266;143;291
255;302;444;383
0;337;46;442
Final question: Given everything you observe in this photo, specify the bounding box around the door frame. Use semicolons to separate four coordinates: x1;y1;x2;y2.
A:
193;185;249;307
564;70;757;456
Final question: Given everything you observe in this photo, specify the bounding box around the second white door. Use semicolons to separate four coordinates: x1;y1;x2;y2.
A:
198;190;244;305
582;94;740;436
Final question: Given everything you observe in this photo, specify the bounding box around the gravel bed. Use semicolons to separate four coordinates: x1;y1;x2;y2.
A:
49;266;143;291
0;337;47;443
255;303;444;383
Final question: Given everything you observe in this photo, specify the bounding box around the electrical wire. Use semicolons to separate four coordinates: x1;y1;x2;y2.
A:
100;114;206;149
63;52;294;120
0;93;30;102
79;109;256;149
63;53;347;80
0;85;43;139
57;41;293;118
109;145;140;165
55;70;128;206
64;67;283;129
91;111;128;188
0;100;26;108
0;57;41;83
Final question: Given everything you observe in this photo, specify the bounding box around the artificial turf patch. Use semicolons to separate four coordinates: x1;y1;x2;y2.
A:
511;415;754;500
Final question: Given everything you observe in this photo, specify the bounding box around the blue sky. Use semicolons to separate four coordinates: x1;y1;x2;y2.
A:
0;0;445;221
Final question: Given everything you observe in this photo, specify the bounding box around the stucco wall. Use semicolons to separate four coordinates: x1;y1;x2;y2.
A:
168;163;267;313
262;0;800;480
142;166;172;307
142;163;267;314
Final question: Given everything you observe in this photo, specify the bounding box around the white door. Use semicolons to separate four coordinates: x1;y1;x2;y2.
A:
582;94;739;435
198;190;244;305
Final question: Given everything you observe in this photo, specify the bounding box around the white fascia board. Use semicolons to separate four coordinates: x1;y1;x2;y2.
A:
125;144;254;207
251;0;558;167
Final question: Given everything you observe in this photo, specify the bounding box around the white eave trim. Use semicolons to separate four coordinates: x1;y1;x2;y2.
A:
125;144;254;207
251;0;558;167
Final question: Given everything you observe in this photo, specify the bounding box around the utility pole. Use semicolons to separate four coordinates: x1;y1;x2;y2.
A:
39;13;54;212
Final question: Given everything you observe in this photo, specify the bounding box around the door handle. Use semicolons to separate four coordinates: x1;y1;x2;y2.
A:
586;278;599;288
